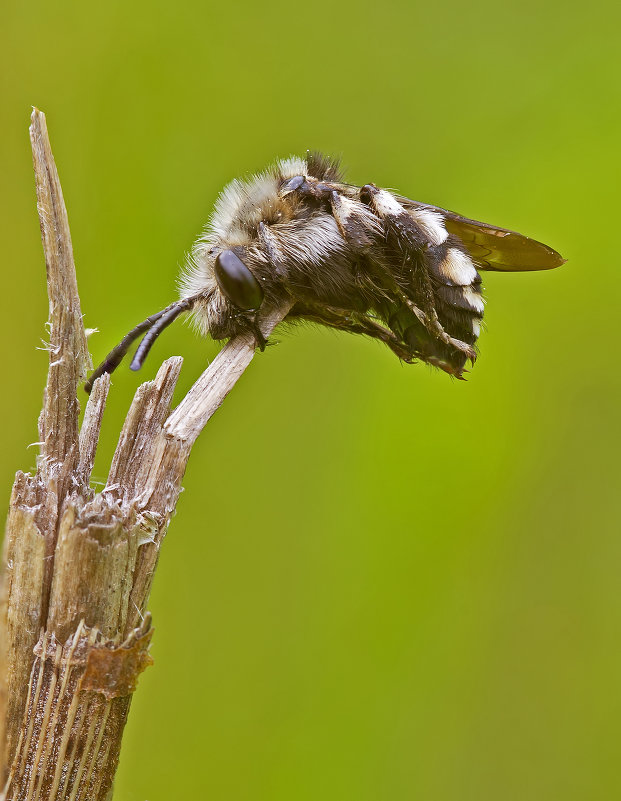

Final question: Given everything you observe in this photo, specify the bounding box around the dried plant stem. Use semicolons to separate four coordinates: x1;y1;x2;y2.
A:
0;109;292;800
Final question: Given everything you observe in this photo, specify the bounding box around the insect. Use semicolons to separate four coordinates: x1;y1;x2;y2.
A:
85;152;564;393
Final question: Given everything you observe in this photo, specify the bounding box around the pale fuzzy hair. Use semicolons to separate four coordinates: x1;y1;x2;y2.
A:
210;156;308;241
178;155;308;334
437;248;478;286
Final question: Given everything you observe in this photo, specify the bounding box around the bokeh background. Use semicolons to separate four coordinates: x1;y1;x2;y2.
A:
2;1;620;798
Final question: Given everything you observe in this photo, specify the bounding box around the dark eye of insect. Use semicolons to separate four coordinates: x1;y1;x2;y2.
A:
214;249;264;311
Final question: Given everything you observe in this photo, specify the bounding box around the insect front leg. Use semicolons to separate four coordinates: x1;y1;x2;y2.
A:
225;308;269;351
250;313;268;351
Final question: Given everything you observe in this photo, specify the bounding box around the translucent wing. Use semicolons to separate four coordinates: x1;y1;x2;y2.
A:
398;197;565;272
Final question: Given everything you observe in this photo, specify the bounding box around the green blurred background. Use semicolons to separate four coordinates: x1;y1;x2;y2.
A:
2;0;620;798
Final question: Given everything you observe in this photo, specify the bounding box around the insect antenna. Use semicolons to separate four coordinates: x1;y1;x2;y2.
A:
84;297;196;394
129;297;194;372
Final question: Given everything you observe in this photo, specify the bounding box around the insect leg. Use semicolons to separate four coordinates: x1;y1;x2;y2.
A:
359;184;477;364
250;313;268;351
394;284;476;362
290;304;416;362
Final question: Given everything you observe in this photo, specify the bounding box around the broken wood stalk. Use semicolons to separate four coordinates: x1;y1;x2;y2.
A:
0;108;292;800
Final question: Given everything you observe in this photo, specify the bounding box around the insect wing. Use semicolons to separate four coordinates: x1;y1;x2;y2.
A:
398;197;565;272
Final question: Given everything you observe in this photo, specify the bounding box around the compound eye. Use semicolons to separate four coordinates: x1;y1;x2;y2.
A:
214;249;264;311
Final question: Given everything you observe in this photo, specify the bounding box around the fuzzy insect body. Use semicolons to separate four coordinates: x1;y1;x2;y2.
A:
85;152;564;393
